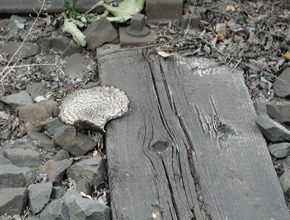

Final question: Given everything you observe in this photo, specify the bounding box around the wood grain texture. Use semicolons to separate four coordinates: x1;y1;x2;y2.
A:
98;49;290;220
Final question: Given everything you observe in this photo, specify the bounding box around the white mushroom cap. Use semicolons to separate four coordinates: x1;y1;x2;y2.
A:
59;86;130;131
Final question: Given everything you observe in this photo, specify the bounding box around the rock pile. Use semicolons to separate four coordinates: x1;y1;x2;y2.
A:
255;100;290;201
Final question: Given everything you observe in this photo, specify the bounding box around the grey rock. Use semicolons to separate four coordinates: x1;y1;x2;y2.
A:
28;182;53;214
17;100;57;123
64;53;86;79
51;186;67;200
51;149;70;161
81;82;101;89
253;100;267;115
53;125;96;157
61;190;110;220
273;68;290;97
84;17;118;50
0;130;11;140
39;55;57;75
268;143;290;158
18;120;46;136
39;199;69;220
38;159;72;183
6;15;27;37
27;131;55;150
45;118;66;135
13;139;38;151
0;157;12;165
3;149;41;168
0;187;28;215
67;156;105;187
0;41;39;61
37;37;71;53
26;83;47;100
279;169;290;193
255;114;290;142
0;164;36;188
0;91;33;109
61;44;84;58
276;156;290;169
266;103;290;123
76;178;93;195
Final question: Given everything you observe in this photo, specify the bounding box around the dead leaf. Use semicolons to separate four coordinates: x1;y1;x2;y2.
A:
226;5;236;11
93;149;98;157
80;192;93;200
156;45;175;58
281;51;290;59
211;35;218;47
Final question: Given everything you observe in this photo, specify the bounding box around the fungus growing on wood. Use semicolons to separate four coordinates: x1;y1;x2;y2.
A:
59;86;130;148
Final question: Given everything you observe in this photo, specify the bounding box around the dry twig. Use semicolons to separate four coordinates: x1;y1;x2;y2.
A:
0;0;46;87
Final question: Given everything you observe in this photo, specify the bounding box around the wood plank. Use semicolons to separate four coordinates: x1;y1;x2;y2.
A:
98;49;290;219
0;0;101;14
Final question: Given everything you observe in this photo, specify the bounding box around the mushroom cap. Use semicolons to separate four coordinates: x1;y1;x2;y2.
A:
59;86;130;131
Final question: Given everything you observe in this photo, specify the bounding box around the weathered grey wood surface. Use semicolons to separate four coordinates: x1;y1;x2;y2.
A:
98;49;290;220
0;0;101;13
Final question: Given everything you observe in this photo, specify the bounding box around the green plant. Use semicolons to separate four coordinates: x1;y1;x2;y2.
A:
63;0;79;18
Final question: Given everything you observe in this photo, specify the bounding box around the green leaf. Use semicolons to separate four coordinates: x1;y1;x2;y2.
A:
103;0;145;18
63;19;86;46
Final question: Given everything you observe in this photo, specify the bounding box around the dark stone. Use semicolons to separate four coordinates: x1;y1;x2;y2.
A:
39;199;69;220
38;159;72;183
28;182;53;214
0;91;33;110
253;100;267;115
67;156;105;187
276;156;290;169
0;157;12;165
39;55;57;75
84;17;118;50
51;149;70;161
0;41;39;61
76;178;93;195
273;68;290;97
61;190;110;220
3;149;41;168
64;53;86;79
266;103;290;123
51;186;67;200
255;114;290;142
146;0;183;24
26;83;47;100
37;37;71;53
17;100;57;123
0;130;12;140
268;143;290;159
27;131;55;150
45;118;66;135
53;125;96;156
5;15;27;37
61;44;84;58
0;187;28;215
13;139;38;151
279;169;290;193
0;164;36;188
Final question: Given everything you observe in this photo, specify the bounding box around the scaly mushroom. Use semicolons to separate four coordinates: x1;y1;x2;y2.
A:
59;86;130;148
